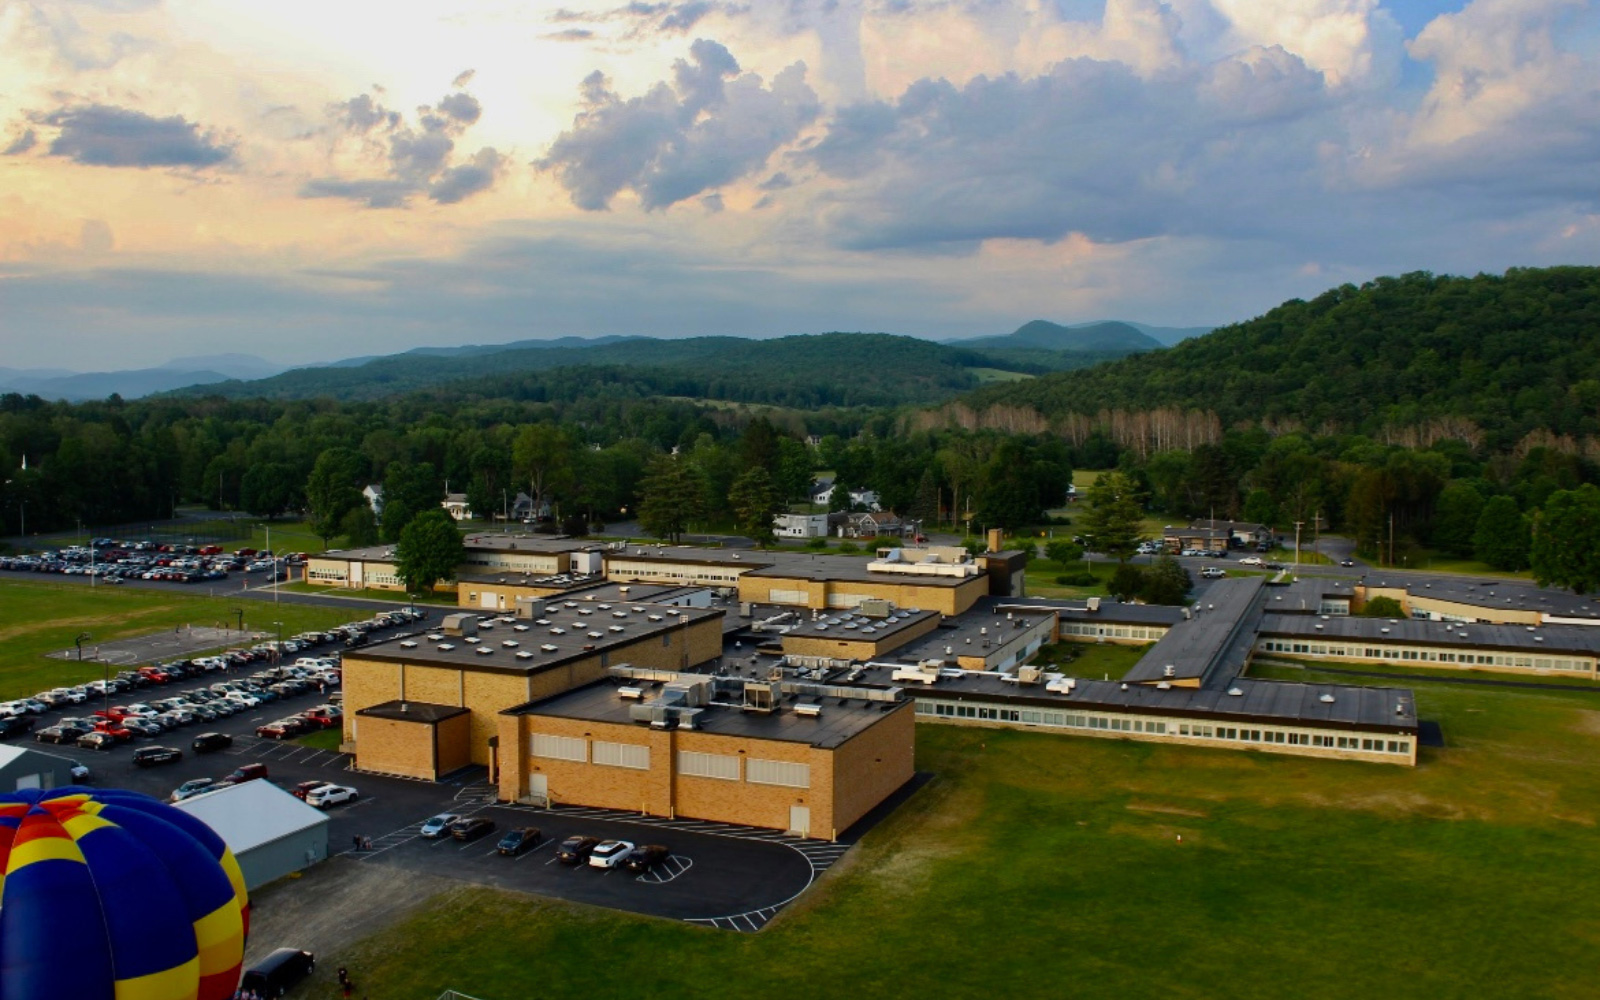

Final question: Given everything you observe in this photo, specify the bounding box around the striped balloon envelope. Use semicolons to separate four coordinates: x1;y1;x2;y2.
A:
0;786;249;1000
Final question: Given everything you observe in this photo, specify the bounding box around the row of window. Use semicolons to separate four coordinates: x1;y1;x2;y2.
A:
528;736;811;787
913;699;1411;755
1060;623;1168;641
1259;640;1593;673
307;569;348;582
610;563;744;584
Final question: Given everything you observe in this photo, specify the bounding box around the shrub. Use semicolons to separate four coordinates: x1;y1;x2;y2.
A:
1055;572;1097;586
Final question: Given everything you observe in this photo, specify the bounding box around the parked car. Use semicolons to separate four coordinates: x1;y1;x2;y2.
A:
496;827;543;856
305;784;358;808
1340;558;1356;567
36;723;89;745
170;778;220;802
76;731;117;751
65;759;90;783
1200;567;1226;579
132;746;183;767
449;816;496;841
556;835;600;864
255;720;306;740
221;763;268;785
92;721;133;742
239;948;315;998
191;732;233;753
587;839;636;869
0;716;37;739
420;813;461;839
623;844;670;873
123;719;164;738
291;780;333;801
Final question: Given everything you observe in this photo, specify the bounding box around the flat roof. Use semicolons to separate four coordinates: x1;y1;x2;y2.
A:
1123;576;1266;685
1266;577;1358;613
895;609;1052;662
746;553;981;587
854;664;1416;733
1362;574;1600;621
174;779;328;854
607;546;776;568
356;700;470;723
317;534;598;563
510;677;903;750
346;605;723;676
456;571;606;588
1258;613;1600;654
783;608;940;644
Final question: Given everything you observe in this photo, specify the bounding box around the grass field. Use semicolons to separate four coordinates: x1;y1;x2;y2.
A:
273;580;457;605
294;728;343;751
1264;546;1332;566
1031;640;1151;680
0;580;364;700
971;367;1035;383
333;666;1600;999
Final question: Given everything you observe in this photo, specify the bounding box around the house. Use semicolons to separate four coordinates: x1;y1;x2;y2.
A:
843;511;906;538
1161;526;1231;553
808;477;835;504
362;484;384;515
1188;520;1274;548
442;493;473;521
812;481;883;512
509;492;551;522
775;512;831;539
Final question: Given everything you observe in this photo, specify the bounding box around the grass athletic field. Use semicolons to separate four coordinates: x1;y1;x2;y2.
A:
0;579;360;700
329;667;1600;1000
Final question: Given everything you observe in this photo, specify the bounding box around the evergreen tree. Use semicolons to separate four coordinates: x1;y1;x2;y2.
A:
729;467;782;547
395;509;465;594
1140;556;1192;606
637;455;705;543
1430;481;1485;557
1080;471;1146;562
1473;496;1531;571
908;468;940;529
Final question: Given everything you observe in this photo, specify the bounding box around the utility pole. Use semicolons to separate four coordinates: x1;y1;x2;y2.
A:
1388;512;1395;568
1293;520;1303;580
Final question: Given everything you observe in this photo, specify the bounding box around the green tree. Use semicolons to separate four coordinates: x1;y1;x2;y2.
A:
637;455;706;543
1140;556;1192;606
512;424;573;516
1108;564;1145;600
395;509;465;594
1359;595;1405;618
1474;496;1531;571
1080;470;1146;562
1531;484;1600;593
774;437;814;503
1241;488;1278;528
305;448;364;549
239;462;295;519
340;504;380;547
381;461;444;543
907;468;940;529
738;417;781;475
976;441;1042;531
729;467;782;547
1430;481;1485;557
828;478;854;514
1045;539;1084;566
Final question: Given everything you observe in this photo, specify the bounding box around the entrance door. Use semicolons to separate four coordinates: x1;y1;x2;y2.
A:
788;805;810;838
526;773;548;807
481;591;497;609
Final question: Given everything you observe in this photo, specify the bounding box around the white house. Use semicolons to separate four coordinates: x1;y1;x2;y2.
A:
442;493;474;521
362;484;384;515
774;512;830;539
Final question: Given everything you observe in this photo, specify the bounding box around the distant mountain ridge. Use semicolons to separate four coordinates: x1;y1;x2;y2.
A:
0;353;289;402
953;320;1164;352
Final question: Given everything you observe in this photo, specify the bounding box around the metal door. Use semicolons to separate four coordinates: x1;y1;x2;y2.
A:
526;773;548;807
788;805;810;838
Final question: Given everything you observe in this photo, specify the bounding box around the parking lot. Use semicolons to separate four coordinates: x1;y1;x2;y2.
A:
45;626;257;665
13;620;854;933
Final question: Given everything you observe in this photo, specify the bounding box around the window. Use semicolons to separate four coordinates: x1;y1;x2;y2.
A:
747;758;810;788
592;741;650;770
530;734;587;762
679;750;739;780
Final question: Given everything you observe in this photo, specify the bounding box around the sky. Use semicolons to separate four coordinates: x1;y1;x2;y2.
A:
1;0;1598;370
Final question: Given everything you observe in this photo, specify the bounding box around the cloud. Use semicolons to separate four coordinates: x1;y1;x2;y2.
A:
37;105;232;168
79;219;114;254
302;83;501;208
452;68;476;88
547;28;596;41
538;38;820;210
661;0;717;31
3;129;38;156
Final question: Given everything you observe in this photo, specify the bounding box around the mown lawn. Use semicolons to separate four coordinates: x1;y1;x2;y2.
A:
295;727;343;751
329;670;1600;999
0;580;365;700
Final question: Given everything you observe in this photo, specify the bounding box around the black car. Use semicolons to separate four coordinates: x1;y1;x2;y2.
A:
450;817;496;842
496;827;543;856
0;716;36;739
556;835;600;864
191;732;233;753
35;723;90;745
623;844;670;873
132;746;183;767
240;948;315;998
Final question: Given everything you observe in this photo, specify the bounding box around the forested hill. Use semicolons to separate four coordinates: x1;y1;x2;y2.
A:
951;267;1600;450
171;332;1038;407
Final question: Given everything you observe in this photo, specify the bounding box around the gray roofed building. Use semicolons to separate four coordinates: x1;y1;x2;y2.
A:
1122;575;1266;686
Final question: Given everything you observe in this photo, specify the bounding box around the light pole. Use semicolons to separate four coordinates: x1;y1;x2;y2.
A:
272;620;283;663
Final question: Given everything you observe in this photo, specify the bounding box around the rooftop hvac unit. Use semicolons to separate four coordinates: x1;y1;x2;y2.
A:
502;640;519;648
794;701;823;718
743;680;782;713
540;644;558;653
1016;666;1043;685
1086;597;1101;612
618;686;645;699
436;643;456;651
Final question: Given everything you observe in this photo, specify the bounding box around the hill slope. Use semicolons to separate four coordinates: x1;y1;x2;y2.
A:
954;267;1600;449
173;332;1025;408
955;319;1163;353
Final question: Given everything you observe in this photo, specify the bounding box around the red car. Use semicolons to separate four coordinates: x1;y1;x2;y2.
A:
93;721;133;742
220;763;267;785
296;709;341;730
93;707;131;722
291;781;332;800
137;667;171;684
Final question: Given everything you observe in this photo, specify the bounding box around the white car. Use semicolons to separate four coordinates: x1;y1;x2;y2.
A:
587;839;636;869
1237;556;1263;567
1200;567;1227;579
420;812;461;838
306;784;358;808
0;702;28;719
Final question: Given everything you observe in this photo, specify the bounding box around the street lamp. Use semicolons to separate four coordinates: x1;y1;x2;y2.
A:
271;621;283;663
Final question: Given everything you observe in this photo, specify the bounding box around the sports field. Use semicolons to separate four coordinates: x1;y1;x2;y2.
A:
328;663;1600;999
0;580;360;700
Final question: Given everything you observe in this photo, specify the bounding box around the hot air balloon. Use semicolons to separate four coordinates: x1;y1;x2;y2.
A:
0;786;249;1000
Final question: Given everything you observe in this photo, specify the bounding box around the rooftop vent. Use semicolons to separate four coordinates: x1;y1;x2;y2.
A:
501;640;518;648
794;701;822;718
1163;664;1175;678
1156;681;1171;690
513;624;529;632
400;640;417;648
475;647;493;655
437;643;456;651
1227;687;1244;696
515;651;534;660
618;686;645;700
540;644;558;653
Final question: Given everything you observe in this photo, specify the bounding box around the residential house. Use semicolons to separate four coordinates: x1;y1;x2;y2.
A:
442;493;474;521
774;512;831;539
362;484;384;515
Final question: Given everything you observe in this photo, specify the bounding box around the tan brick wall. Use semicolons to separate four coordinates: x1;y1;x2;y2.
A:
783;613;939;662
519;715;669;813
831;702;915;835
403;665;464;707
355;716;437;780
496;713;525;801
436;713;473;776
341;658;402;744
675;730;830;833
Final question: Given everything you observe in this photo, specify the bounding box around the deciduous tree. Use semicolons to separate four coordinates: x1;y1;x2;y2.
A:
395;509;465;594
